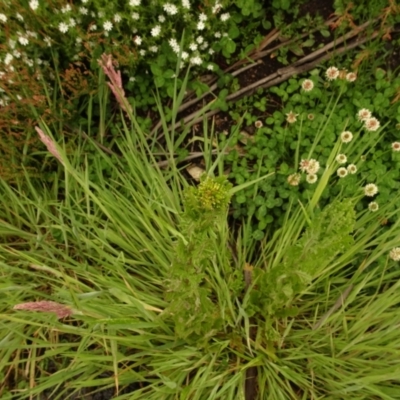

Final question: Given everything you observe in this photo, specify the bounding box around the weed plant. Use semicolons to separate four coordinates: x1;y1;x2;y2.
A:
1;57;400;399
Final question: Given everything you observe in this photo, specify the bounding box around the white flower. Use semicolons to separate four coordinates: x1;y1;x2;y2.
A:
391;142;400;152
197;21;205;30
221;12;230;21
209;48;215;55
212;2;222;13
207;64;214;71
364;183;378;197
337;167;348;178
286;111;298;123
163;3;178;15
103;21;113;31
61;4;71;13
336;154;347;164
389;248;400;261
13;50;21;58
158;15;166;22
58;22;69;33
129;77;136;82
79;7;88;15
306;174;318;184
98;11;104;18
201;41;209;49
129;0;141;5
347;164;357;174
131;12;139;20
169;38;180;54
287;173;301;186
196;36;204;44
8;40;16;49
89;24;97;31
214;31;221;38
29;0;39;10
149;45;158;53
114;14;122;23
134;36;142;45
181;51;189;60
69;18;76;27
139;49;146;56
190;56;202;65
199;13;207;21
18;36;29;46
4;54;13;65
255;120;263;129
182;0;190;9
368;202;379;212
0;13;7;23
189;43;198;51
151;25;161;37
326;66;339;81
341;131;353;143
364;117;380;132
346;72;357;82
16;13;24;21
307;159;320;174
301;79;314;92
357;108;372;121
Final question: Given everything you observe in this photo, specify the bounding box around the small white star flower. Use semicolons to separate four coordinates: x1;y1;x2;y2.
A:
364;117;380;132
158;15;166;22
0;13;7;23
190;56;202;65
189;43;198;51
134;36;142;45
182;0;190;8
149;45;158;53
199;13;207;21
341;131;353;143
89;24;97;31
209;48;215;55
103;21;113;31
18;36;29;46
347;164;357;174
29;0;39;10
69;18;76;27
4;54;13;65
368;202;379;212
337;167;348;178
163;3;178;15
58;22;69;33
197;21;205;30
302;79;314;92
336;154;347;164
61;4;71;13
214;31;221;38
16;13;24;21
129;0;141;5
13;50;21;58
286;111;298;123
79;7;88;15
196;36;204;44
389;248;400;261
221;12;230;21
357;108;371;121
306;174;318;184
364;183;378;197
181;51;189;60
151;25;161;37
131;12;139;20
139;49;146;56
114;14;122;23
326;66;339;81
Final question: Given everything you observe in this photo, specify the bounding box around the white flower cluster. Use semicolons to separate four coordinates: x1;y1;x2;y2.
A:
357;108;380;132
298;158;320;184
163;3;178;15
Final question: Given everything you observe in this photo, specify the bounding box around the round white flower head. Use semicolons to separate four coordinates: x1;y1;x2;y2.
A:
336;154;347;164
364;117;380;132
197;21;205;30
391;142;400;152
131;12;139;20
326;66;339;81
29;0;39;10
346;72;357;82
357;108;372;121
255;120;263;129
221;12;230;21
209;48;215;55
337;167;348;178
368;202;379;212
4;54;13;65
18;36;29;46
190;56;202;65
129;0;141;6
341;131;353;143
347;164;357;174
0;13;7;23
180;51;188;60
139;49;146;56
299;159;310;173
214;31;222;38
163;3;178;15
134;36;142;45
307;159;320;174
364;183;378;197
103;21;113;31
306;174;318;184
389;248;400;261
189;43;198;51
58;22;69;33
287;173;301;186
302;79;314;92
196;36;204;44
199;13;207;21
182;0;190;8
149;45;158;53
207;64;214;71
79;6;88;15
151;25;161;37
114;14;122;23
286;111;298;124
212;2;222;13
158;15;166;22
